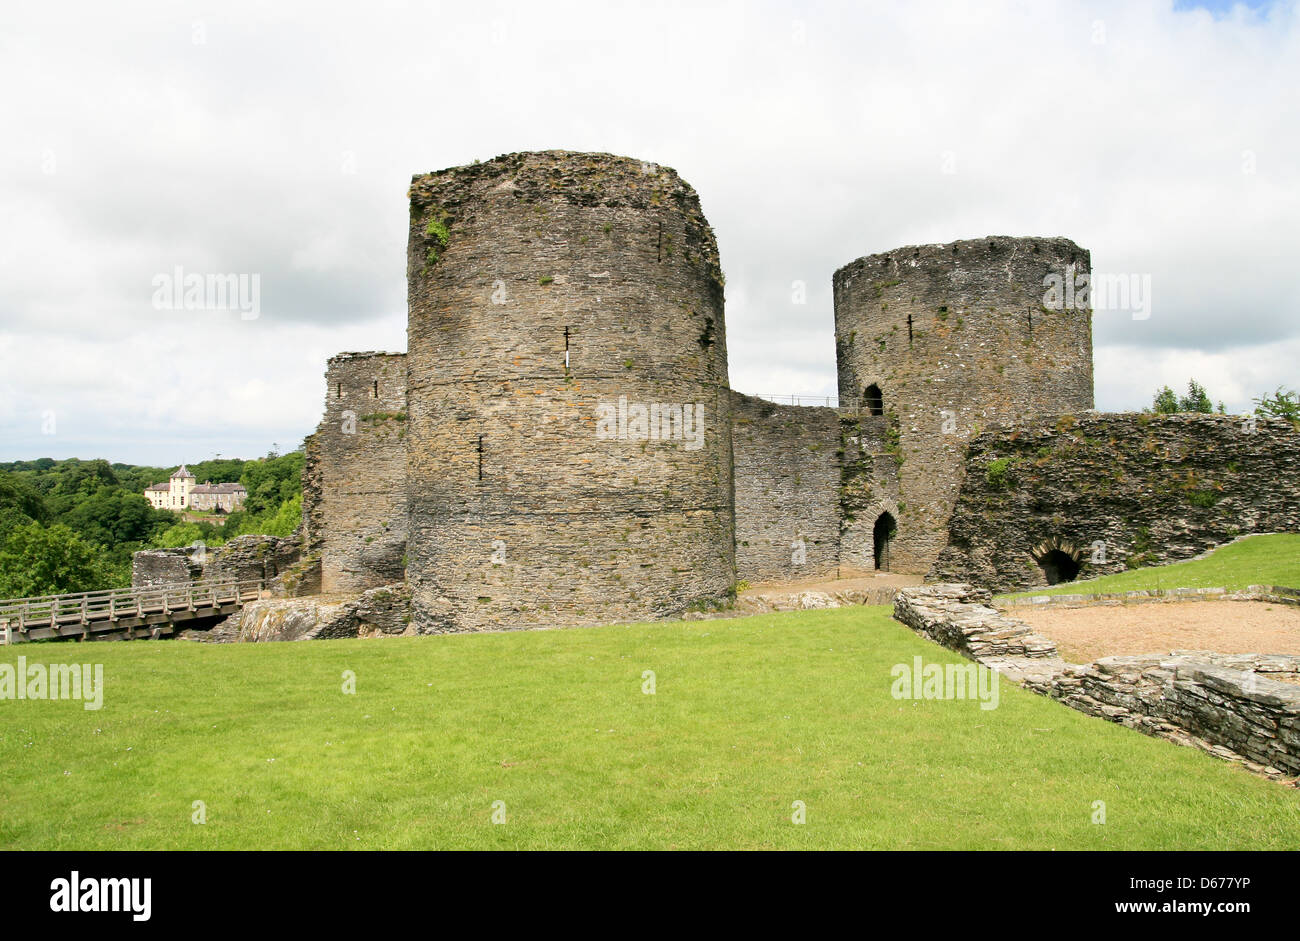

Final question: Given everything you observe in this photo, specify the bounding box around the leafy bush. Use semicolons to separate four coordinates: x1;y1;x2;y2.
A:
1254;387;1300;426
984;457;1016;489
0;522;120;597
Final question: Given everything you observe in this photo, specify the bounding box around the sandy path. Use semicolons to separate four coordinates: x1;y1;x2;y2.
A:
1011;601;1300;662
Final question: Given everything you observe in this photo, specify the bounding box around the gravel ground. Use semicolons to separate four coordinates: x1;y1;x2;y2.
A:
1011;600;1300;662
743;571;923;594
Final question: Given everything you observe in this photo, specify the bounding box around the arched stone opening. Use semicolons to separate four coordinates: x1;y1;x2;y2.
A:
873;511;896;571
864;383;884;416
1037;549;1080;585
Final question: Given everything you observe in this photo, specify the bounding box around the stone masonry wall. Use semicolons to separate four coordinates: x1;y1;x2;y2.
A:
132;535;300;589
405;151;735;632
896;584;1300;777
201;535;301;587
838;413;903;572
893;582;1062;678
1033;653;1300;776
302;352;408;593
932;413;1300;592
131;548;203;588
833;237;1094;575
731;392;842;582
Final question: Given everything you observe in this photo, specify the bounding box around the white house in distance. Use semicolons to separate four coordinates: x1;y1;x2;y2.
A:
145;464;248;513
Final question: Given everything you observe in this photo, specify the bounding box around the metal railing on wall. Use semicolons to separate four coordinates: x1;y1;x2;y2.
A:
749;393;844;408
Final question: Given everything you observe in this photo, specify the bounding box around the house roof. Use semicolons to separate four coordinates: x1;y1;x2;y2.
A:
192;482;247;494
145;483;169;492
170;464;196;479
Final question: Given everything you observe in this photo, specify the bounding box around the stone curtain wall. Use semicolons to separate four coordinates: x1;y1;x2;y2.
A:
201;535;301;586
895;585;1300;776
131;548;203;588
932;413;1300;592
838;414;903;571
731;392;842;582
833;237;1094;575
131;536;300;589
405;151;735;632
302;352;409;593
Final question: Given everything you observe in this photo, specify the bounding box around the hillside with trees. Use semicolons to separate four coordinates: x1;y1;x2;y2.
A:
0;450;303;598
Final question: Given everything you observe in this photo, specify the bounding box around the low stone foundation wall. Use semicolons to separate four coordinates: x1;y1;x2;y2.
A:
894;583;1300;778
893;584;1062;682
678;581;909;621
1026;654;1300;776
202;535;302;586
1001;585;1300;609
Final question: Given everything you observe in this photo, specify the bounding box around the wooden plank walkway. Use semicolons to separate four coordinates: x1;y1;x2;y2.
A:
0;580;263;644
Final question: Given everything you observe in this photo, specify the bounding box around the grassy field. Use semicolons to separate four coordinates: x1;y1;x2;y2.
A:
1002;533;1300;600
2;605;1298;850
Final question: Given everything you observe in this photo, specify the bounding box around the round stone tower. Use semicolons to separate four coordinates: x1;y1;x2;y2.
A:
405;151;735;631
833;236;1094;575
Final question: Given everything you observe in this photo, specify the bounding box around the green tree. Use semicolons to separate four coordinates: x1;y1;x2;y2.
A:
1151;385;1179;414
187;458;248;485
239;452;304;516
155;522;208;549
1178;379;1214;414
1148;379;1220;414
61;487;174;548
0;522;118;597
1254;386;1300;425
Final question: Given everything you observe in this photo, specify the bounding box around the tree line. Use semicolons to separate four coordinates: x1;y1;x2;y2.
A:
1147;381;1299;423
0;451;304;598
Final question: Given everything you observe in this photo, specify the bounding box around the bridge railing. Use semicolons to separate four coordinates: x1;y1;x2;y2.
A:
0;579;263;635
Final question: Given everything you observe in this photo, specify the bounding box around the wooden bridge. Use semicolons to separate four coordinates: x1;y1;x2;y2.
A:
0;580;263;644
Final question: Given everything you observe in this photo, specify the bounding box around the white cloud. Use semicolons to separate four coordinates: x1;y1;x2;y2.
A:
1;0;1297;463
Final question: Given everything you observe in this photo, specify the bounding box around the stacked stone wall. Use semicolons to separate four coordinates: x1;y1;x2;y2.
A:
302;351;408;593
839;414;903;571
731;392;841;582
933;413;1300;592
201;535;301;586
896;584;1300;777
130;548;202;588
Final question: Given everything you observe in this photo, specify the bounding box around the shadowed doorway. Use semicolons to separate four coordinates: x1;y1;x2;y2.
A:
873;511;896;571
864;383;884;416
1037;549;1080;585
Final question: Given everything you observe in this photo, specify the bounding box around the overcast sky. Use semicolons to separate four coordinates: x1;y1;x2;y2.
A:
1;0;1296;466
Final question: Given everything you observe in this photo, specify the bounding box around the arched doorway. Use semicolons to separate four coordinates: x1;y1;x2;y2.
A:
873;511;896;571
864;383;884;416
1037;549;1080;585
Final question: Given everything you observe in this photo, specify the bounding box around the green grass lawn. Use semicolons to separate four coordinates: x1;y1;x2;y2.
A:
1002;533;1300;600
3;605;1298;850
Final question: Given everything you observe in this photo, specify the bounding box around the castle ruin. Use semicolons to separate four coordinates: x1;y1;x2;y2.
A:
297;150;1300;633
